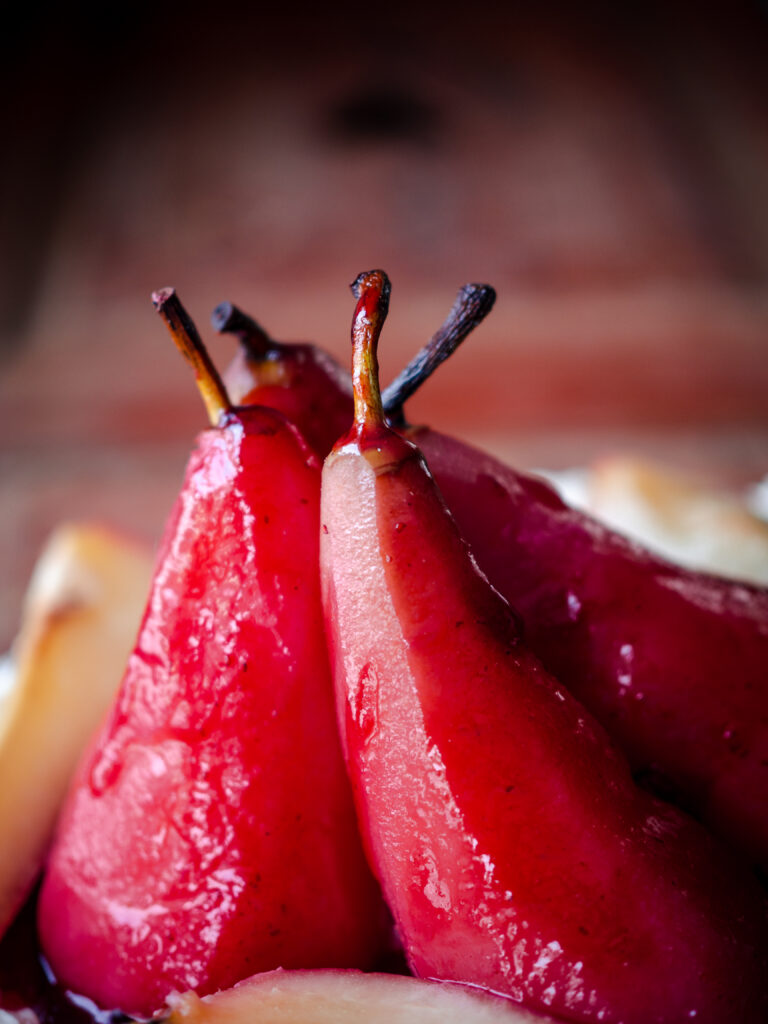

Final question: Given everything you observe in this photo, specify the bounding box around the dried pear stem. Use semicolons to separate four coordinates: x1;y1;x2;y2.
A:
382;283;496;423
350;270;391;433
211;301;274;359
152;288;231;427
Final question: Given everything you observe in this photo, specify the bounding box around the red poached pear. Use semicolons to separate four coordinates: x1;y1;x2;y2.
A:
216;284;768;873
212;285;495;460
212;300;354;458
387;418;768;874
36;290;388;1016
319;270;768;1024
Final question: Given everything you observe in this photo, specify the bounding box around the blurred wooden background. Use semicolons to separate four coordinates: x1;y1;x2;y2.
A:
1;1;767;648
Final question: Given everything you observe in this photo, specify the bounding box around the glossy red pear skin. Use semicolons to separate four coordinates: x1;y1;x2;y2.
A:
320;430;768;1024
224;343;353;458
225;323;768;873
409;427;768;873
37;406;388;1017
221;321;768;868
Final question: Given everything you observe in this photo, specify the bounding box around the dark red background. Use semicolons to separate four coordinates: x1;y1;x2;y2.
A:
2;1;767;647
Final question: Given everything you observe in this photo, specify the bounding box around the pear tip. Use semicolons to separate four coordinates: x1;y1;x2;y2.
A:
152;288;232;426
211;301;235;333
350;270;391;302
461;283;497;314
151;287;175;310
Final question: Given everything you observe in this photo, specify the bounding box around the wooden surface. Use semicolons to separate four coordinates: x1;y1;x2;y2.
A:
2;2;768;648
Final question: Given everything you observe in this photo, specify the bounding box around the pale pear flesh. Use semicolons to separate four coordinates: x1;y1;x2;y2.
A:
166;969;560;1024
0;523;153;935
586;456;768;584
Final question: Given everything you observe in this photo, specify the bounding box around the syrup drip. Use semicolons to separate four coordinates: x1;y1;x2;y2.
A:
0;891;124;1024
0;891;410;1022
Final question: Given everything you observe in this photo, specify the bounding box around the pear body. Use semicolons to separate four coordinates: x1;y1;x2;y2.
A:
221;333;768;872
38;407;387;1016
320;431;768;1024
409;428;768;873
224;343;352;457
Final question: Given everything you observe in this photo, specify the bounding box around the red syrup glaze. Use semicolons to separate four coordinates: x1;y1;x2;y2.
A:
216;304;768;876
0;893;114;1024
321;426;768;1024
411;426;768;876
36;406;389;1017
225;342;353;459
1;889;409;1024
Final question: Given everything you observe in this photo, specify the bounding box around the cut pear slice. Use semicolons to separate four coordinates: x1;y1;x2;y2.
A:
586;456;768;584
0;523;153;936
166;969;560;1024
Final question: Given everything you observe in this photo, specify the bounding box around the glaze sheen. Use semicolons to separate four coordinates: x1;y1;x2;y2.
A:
219;313;768;875
320;429;768;1024
225;343;353;458
413;427;768;874
37;406;387;1016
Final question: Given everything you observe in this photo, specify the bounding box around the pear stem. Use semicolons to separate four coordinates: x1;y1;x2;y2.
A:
381;283;495;424
152;288;232;427
210;301;275;359
350;270;391;432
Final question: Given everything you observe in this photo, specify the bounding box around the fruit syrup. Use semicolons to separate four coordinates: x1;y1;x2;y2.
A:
0;886;411;1023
